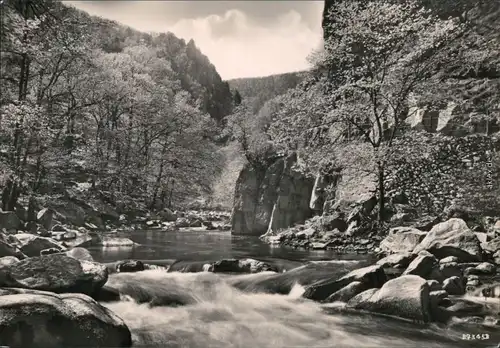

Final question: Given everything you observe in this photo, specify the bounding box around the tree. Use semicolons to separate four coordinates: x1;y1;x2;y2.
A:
0;0;232;213
272;1;463;223
224;100;277;173
232;89;242;106
0;0;91;209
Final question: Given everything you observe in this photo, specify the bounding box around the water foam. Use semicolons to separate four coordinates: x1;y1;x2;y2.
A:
102;270;475;348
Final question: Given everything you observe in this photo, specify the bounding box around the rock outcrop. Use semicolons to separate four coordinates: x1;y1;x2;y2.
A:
231;153;314;235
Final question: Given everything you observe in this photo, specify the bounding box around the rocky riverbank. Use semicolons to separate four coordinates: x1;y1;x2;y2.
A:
1;211;499;347
0;196;231;347
257;218;500;325
1;244;499;346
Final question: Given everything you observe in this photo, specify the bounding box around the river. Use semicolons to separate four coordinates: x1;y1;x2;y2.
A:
88;229;499;348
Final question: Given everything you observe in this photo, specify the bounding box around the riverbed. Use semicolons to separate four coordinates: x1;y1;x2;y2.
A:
88;229;499;348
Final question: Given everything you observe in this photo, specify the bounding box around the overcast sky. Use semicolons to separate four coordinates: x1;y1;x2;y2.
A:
64;1;324;80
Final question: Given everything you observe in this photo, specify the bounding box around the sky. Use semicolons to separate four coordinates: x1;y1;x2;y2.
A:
63;1;325;80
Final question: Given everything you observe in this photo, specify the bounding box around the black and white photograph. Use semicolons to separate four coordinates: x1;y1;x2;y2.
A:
0;0;499;347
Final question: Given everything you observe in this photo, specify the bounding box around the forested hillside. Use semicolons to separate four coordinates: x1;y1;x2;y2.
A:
230;0;500;239
0;0;235;220
228;71;306;113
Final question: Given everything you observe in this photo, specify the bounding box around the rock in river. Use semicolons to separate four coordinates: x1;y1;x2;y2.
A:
101;237;137;247
212;258;278;273
0;289;132;348
116;260;145;273
324;281;368;303
351;275;432;323
302;265;387;302
0;254;108;296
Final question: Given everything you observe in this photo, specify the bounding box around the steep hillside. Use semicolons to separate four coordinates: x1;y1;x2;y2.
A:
82;10;234;122
232;0;500;238
0;0;236;229
228;71;307;112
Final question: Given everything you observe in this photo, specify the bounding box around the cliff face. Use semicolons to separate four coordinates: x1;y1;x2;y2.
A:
231;154;314;235
322;0;500;137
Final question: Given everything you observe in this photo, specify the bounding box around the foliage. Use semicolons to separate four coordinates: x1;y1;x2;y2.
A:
224;99;277;170
0;0;233;211
227;71;306;113
268;0;469;222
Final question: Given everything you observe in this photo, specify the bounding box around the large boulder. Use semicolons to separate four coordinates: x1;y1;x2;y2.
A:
13;233;66;257
46;200;87;227
380;227;427;254
0;289;132;348
0;254;108;296
430;262;462;282
346;288;380;308
493;250;500;265
231;261;359;295
52;230;78;241
174;217;190;228
302;265;387;302
40;247;61;256
474;262;496;274
413;218;483;262
320;212;348;232
351;275;432;322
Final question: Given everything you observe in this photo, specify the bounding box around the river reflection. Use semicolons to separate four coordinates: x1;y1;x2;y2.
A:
88;229;375;264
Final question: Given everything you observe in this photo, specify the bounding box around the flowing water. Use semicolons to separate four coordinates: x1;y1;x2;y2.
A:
89;230;500;348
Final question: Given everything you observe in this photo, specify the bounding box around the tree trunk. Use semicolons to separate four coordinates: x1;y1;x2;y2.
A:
7;180;19;212
377;162;385;223
1;179;12;211
27;195;37;222
168;179;175;209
